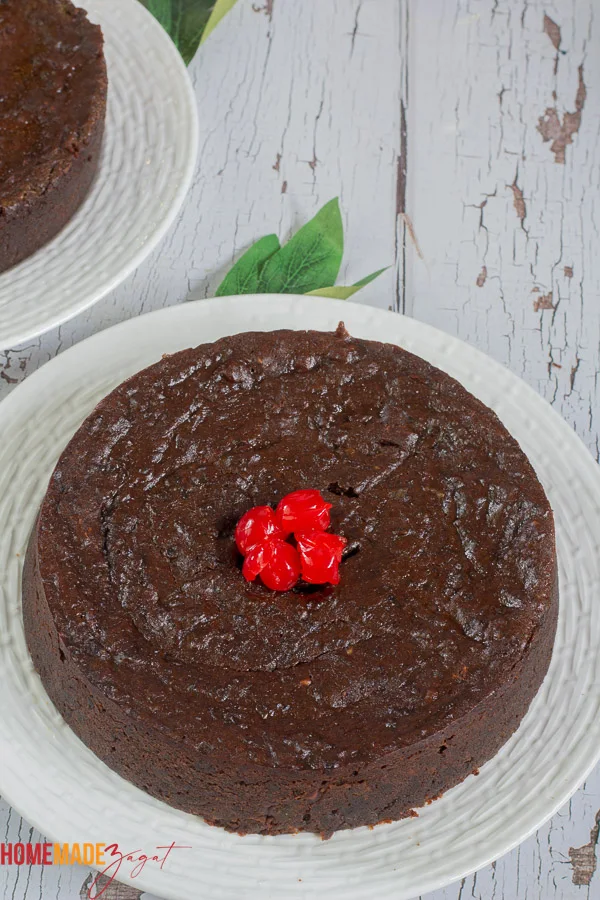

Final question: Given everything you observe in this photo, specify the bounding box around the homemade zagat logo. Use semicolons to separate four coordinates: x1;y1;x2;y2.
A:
0;842;191;898
0;842;105;866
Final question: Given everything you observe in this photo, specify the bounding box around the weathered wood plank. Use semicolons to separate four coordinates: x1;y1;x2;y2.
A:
407;0;600;454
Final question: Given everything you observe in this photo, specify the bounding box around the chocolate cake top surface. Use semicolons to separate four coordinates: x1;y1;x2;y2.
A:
36;327;556;770
0;0;106;209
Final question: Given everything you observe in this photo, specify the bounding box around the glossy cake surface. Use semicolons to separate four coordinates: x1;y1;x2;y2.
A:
0;0;107;272
23;326;558;835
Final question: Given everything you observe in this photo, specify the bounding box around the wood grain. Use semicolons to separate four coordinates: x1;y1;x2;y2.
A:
1;0;599;897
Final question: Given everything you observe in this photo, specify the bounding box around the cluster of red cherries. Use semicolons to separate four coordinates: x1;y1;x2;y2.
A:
235;489;347;591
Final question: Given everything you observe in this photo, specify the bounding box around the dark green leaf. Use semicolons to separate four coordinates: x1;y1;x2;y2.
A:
258;198;343;294
306;267;389;299
215;234;281;296
140;0;238;65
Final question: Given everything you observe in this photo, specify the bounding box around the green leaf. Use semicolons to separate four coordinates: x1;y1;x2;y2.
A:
215;234;281;296
258;198;344;294
306;267;389;299
201;0;239;44
140;0;238;65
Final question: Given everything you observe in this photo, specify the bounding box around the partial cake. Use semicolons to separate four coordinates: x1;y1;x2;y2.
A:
23;325;558;836
0;0;107;273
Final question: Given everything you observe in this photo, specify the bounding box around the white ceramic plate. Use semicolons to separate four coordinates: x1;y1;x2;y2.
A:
1;296;599;900
0;0;198;350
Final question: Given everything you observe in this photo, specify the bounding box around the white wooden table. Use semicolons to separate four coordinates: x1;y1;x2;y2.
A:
2;1;599;897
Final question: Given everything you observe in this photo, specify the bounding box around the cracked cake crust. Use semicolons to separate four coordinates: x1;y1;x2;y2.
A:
23;326;558;836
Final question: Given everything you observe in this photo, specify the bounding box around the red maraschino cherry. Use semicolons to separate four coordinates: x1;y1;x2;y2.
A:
275;489;332;536
296;531;348;585
236;489;345;592
242;537;301;591
234;505;284;555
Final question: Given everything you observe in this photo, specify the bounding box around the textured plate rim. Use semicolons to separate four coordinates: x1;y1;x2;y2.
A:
0;295;599;900
0;0;199;350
